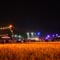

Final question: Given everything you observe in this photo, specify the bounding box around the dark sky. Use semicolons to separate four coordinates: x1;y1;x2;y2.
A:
0;1;60;34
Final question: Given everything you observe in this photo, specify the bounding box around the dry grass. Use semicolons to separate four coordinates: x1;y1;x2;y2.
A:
0;42;60;60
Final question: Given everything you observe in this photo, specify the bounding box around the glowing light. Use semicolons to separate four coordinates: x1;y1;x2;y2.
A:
31;32;34;35
15;35;17;37
37;32;40;35
45;35;51;39
28;37;39;40
56;34;58;36
26;32;29;35
18;35;22;38
9;25;13;28
0;25;13;30
52;35;55;37
45;37;48;39
34;37;39;40
57;36;60;37
31;32;34;38
26;32;30;39
47;35;50;38
1;36;10;39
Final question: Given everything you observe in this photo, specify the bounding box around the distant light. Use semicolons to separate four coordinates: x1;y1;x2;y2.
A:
1;36;10;39
47;35;50;38
29;37;39;40
31;32;34;35
31;32;34;38
34;37;39;40
37;32;40;35
18;39;21;41
26;32;30;39
45;37;48;39
56;34;58;36
18;35;22;38
52;35;55;37
9;25;13;28
15;35;17;37
26;32;29;35
57;36;60;37
45;35;50;39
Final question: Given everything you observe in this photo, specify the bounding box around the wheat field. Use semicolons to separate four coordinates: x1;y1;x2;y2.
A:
0;42;60;60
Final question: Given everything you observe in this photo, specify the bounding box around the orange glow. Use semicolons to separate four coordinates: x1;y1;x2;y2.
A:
9;25;13;28
0;42;60;60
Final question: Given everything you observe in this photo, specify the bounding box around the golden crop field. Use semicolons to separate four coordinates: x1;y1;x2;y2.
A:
0;42;60;60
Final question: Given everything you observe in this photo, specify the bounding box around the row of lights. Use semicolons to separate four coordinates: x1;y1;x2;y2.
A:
26;32;41;39
12;35;22;38
0;25;12;30
45;34;59;39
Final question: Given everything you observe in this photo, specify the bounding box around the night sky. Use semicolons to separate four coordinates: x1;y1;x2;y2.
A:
0;1;60;34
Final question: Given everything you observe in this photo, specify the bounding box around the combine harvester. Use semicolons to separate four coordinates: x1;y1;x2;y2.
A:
0;25;16;43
